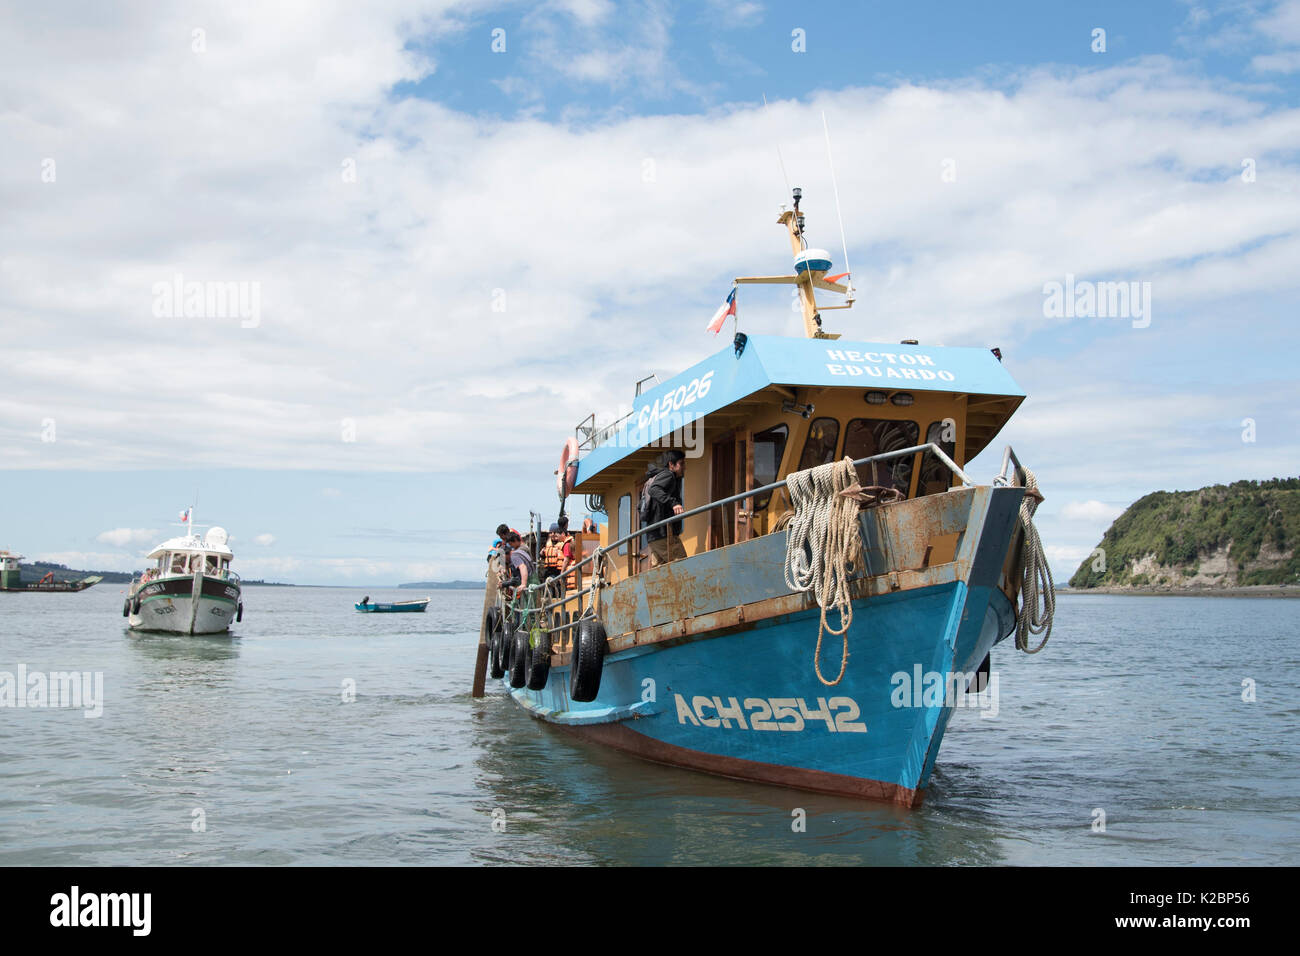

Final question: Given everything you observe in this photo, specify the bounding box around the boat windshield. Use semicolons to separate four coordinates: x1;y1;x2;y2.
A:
751;424;789;510
843;418;920;496
798;417;840;471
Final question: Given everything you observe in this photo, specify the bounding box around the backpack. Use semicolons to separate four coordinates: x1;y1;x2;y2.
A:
639;467;664;527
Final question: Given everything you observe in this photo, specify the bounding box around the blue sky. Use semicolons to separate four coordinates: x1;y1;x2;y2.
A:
1;0;1298;586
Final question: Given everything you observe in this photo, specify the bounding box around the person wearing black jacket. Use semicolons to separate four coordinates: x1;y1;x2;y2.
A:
645;449;687;567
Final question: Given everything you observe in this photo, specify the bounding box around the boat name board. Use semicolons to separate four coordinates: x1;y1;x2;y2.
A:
823;348;958;382
674;694;867;732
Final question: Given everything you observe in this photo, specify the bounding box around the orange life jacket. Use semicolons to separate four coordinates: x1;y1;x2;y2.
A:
542;534;578;591
542;538;566;571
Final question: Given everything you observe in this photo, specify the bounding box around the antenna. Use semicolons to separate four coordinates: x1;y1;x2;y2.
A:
821;110;854;302
762;94;792;199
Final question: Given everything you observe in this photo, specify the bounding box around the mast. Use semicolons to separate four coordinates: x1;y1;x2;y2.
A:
734;188;852;340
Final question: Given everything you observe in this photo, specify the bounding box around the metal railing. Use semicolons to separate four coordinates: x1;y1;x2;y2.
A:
994;445;1024;487
526;441;975;618
576;410;637;452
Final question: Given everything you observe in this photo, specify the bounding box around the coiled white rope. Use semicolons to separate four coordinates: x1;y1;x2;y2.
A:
783;457;865;685
1014;468;1056;654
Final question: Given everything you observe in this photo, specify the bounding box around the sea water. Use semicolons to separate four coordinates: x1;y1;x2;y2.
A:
0;588;1295;865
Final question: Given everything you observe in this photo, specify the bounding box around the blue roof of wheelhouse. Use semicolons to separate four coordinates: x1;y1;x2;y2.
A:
574;334;1024;487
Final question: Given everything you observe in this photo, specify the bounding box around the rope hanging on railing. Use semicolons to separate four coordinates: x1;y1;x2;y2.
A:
784;457;866;686
1013;468;1056;654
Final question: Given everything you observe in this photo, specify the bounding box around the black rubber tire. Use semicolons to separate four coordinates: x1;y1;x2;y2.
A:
500;618;514;672
487;608;506;679
526;622;552;691
569;617;607;703
236;602;243;623
131;596;142;615
509;624;529;688
122;598;130;618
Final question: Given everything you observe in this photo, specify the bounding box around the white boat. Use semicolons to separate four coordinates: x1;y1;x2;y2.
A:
124;521;243;635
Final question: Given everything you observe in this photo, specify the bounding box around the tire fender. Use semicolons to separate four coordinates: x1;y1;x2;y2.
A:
570;617;607;703
525;621;552;691
508;622;529;688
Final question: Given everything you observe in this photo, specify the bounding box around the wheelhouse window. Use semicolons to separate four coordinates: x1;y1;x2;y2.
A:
617;494;631;556
751;424;789;510
169;553;187;574
917;420;958;497
798;417;840;471
843;418;920;496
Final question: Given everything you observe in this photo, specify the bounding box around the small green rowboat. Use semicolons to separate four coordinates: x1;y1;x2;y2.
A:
354;597;429;613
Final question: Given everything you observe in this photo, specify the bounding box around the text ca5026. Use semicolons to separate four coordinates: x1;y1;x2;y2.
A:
637;371;714;430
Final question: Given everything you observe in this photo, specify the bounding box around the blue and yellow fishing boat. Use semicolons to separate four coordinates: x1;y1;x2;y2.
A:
475;189;1056;807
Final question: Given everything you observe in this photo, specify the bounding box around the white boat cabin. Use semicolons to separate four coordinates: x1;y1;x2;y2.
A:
144;527;236;580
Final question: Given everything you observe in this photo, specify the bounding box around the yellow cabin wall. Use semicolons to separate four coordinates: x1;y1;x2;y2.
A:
597;385;970;573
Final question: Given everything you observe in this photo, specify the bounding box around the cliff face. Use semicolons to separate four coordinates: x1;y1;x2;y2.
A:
1069;478;1300;590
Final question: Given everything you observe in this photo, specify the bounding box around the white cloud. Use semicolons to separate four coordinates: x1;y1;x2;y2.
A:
94;528;160;549
0;7;1297;511
1058;500;1126;523
254;533;276;546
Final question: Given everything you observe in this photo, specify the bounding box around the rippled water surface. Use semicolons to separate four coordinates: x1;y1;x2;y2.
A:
1;586;1296;865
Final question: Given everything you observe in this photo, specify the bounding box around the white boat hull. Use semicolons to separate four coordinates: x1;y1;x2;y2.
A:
126;571;241;635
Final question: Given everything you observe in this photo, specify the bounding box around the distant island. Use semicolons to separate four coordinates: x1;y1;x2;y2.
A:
1070;477;1299;592
398;580;485;589
15;562;294;587
18;561;131;584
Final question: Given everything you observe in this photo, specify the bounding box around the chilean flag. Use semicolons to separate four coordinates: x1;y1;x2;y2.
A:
706;287;737;335
179;508;191;523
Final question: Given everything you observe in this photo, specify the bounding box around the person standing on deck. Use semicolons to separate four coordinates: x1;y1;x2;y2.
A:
541;523;566;583
645;449;687;567
551;516;577;591
505;532;534;593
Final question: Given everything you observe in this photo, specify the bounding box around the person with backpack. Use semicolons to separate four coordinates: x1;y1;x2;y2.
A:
641;449;687;567
503;531;535;594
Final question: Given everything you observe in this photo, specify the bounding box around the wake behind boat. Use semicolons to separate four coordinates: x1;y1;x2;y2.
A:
124;513;243;635
355;596;429;613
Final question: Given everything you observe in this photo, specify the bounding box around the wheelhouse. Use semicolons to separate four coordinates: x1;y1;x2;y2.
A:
571;334;1024;577
144;538;235;580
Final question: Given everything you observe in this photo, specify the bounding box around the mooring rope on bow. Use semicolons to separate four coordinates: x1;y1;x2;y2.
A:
784;457;866;686
1013;468;1056;654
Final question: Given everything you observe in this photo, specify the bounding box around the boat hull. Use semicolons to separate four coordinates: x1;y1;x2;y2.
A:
499;484;1024;805
0;578;100;592
355;600;429;613
127;572;240;635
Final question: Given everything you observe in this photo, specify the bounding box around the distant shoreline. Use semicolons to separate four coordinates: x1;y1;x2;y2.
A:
1064;585;1300;599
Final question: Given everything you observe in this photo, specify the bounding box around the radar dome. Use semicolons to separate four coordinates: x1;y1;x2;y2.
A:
206;527;228;546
